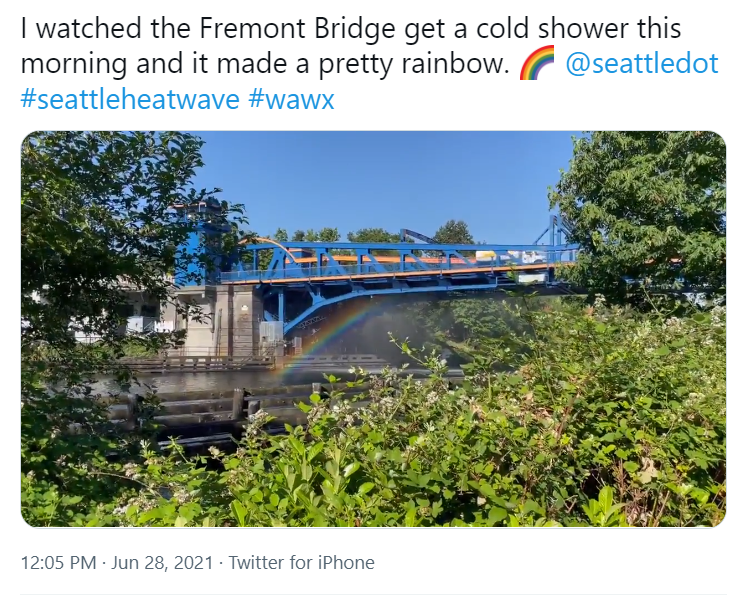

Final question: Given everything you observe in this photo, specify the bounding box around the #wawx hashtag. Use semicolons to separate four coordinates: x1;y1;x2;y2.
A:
21;88;36;108
248;88;264;107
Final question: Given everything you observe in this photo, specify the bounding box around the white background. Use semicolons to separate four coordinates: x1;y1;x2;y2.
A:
2;1;739;594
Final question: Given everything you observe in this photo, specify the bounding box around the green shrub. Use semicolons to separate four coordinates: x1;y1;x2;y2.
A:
22;301;726;527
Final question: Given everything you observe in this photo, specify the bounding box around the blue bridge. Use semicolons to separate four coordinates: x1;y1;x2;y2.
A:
174;201;577;342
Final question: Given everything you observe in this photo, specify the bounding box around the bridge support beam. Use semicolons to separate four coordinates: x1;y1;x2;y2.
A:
278;288;286;329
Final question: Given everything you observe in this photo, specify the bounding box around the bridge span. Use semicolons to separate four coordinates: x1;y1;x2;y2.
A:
166;202;576;358
220;241;578;336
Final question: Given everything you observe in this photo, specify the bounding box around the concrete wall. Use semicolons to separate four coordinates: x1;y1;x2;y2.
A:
153;286;267;358
168;290;216;355
214;285;264;357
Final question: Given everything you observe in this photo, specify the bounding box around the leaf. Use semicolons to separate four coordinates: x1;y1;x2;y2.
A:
288;436;306;457
639;469;658;484
521;500;542;516
404;507;417;527
358;482;375;495
230;500;247;527
653;345;670;357
431;499;444;517
488;506;507;525
307;441;325;461
597;486;614;513
623;461;639;473
368;431;384;444
478;482;497;500
343;462;361;478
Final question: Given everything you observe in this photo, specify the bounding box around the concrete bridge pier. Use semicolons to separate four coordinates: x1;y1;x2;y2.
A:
160;285;270;359
214;285;265;358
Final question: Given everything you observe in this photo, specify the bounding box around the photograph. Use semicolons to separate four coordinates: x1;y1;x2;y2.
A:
21;130;726;527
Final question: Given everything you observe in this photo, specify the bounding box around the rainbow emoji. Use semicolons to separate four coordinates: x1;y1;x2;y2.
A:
520;45;554;80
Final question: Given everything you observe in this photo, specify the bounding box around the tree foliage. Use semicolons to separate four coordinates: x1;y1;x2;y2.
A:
432;219;474;244
22;132;223;359
21;131;243;496
549;132;726;303
348;227;404;256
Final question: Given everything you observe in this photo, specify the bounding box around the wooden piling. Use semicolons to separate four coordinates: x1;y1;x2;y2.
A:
232;387;244;420
125;394;139;430
247;400;260;417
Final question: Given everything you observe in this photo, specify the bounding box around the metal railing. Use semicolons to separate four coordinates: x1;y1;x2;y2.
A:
220;248;578;284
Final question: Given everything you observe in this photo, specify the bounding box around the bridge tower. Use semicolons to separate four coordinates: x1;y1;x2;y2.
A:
172;199;231;287
168;199;265;358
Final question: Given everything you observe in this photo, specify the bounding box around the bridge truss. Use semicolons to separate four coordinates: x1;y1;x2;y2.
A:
220;229;578;336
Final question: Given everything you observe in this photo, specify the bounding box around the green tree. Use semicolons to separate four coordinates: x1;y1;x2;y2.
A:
347;227;400;243
347;227;402;255
21;131;243;509
314;227;341;243
430;219;476;258
432;219;474;244
549;131;726;303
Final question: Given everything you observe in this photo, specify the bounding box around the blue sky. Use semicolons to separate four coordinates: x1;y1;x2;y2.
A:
190;131;582;244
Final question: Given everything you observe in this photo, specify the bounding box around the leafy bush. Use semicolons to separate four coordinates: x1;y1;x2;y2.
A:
23;300;724;527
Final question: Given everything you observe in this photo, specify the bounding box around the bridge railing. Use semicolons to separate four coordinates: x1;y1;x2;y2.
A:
220;247;578;284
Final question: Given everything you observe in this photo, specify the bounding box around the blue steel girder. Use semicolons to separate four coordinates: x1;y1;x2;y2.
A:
402;250;433;271
221;241;578;285
316;248;351;277
306;284;324;304
281;274;565;335
356;249;388;274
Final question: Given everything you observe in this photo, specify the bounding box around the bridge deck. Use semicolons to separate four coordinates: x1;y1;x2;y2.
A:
221;262;556;285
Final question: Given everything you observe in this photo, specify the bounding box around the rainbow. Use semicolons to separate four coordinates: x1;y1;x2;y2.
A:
277;299;380;377
520;45;554;80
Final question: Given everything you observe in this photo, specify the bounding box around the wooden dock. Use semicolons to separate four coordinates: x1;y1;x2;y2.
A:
119;353;389;373
119;354;275;373
105;381;370;450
